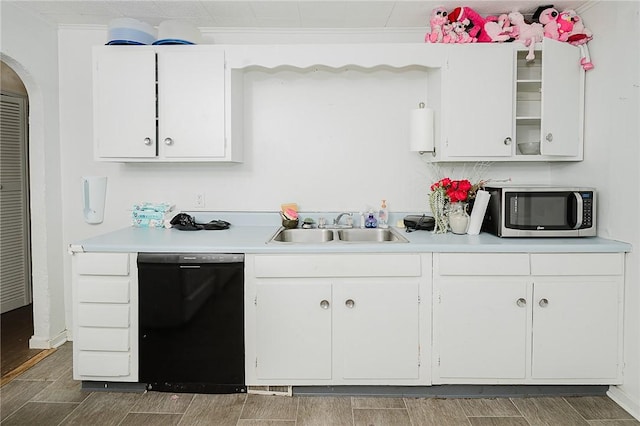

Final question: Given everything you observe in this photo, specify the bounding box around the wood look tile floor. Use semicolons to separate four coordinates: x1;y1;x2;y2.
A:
1;343;638;426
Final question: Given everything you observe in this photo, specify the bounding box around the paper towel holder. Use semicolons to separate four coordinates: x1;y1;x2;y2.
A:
410;102;435;156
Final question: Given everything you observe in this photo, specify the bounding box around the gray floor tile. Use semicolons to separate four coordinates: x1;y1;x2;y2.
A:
1;401;79;426
353;408;412;426
129;390;194;414
119;412;183;425
180;393;246;426
236;421;296;425
511;397;589;426
239;394;298;421
31;367;91;403
565;397;636;421
297;396;352;426
58;391;141;426
468;417;529;426
15;343;72;382
352;396;406;409
0;379;54;421
459;398;521;417
587;421;640;425
404;397;469;426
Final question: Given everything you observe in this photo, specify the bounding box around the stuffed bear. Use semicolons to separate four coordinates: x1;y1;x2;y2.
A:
425;7;454;43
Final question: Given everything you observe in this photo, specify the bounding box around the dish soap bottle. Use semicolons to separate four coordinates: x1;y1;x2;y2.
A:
365;209;378;228
378;199;389;229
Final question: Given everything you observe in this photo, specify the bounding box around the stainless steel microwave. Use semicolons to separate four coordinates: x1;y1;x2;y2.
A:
483;185;596;237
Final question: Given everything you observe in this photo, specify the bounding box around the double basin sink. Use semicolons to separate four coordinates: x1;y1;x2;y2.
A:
268;227;409;244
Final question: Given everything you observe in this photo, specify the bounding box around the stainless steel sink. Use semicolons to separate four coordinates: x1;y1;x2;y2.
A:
269;228;335;243
268;227;408;244
337;228;408;243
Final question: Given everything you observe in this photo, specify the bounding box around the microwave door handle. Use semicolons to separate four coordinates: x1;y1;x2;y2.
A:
573;192;583;229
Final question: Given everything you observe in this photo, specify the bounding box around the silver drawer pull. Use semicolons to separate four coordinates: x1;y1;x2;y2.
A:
516;298;526;308
504;137;512;146
144;137;153;146
164;137;173;145
539;298;549;308
345;299;355;309
320;300;330;310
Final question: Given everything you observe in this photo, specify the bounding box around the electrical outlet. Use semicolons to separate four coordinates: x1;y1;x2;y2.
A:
195;193;205;208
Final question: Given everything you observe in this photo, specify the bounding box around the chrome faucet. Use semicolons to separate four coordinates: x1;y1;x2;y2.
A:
333;212;353;227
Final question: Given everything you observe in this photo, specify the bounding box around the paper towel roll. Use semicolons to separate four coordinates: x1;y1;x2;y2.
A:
467;189;490;235
409;106;434;153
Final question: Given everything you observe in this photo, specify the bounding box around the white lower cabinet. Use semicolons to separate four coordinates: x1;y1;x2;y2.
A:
246;253;431;386
433;253;624;384
71;252;138;382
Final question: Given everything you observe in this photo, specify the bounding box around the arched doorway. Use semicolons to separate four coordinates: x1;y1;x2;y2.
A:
0;60;40;375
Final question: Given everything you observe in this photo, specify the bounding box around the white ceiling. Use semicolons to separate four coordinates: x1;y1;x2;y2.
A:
7;1;594;28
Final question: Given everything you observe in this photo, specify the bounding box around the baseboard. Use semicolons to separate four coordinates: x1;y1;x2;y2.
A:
29;330;68;349
607;386;640;421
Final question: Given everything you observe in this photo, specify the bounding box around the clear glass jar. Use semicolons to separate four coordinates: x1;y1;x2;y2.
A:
448;202;470;234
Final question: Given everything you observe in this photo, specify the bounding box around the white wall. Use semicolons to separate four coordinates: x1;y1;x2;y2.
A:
57;27;552;329
551;1;640;417
1;3;66;348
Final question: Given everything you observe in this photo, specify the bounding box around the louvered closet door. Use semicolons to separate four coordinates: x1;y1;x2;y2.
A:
0;93;31;314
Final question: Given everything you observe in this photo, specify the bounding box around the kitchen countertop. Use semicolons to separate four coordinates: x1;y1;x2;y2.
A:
71;212;632;254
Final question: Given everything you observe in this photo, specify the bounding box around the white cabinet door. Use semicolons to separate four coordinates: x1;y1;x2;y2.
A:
157;49;226;158
532;280;620;380
93;48;156;158
540;39;582;157
435;279;529;380
334;280;420;380
255;281;332;380
443;45;514;158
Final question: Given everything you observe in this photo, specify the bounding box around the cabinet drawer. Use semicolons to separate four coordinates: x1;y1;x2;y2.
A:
77;327;130;351
253;254;421;278
76;253;130;276
77;304;129;327
438;253;530;276
77;277;130;303
77;352;130;377
531;253;623;276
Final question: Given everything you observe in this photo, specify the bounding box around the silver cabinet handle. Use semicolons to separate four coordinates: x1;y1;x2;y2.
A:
539;298;549;308
320;300;330;310
516;298;526;308
545;133;553;142
345;299;355;309
504;137;512;146
164;137;173;146
144;137;153;146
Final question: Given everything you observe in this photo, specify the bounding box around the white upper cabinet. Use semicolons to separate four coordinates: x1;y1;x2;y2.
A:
443;44;514;158
93;45;240;162
93;48;156;159
435;39;584;162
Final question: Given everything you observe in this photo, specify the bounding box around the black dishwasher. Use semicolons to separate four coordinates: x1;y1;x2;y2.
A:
137;253;246;394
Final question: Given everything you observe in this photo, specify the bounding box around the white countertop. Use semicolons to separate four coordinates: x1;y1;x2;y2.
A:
72;212;632;254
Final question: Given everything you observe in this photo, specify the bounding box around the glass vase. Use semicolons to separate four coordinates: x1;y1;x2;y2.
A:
448;202;470;234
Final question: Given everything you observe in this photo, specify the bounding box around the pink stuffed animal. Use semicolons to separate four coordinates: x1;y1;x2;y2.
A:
559;9;594;70
484;13;516;42
451;19;476;43
425;7;453;43
448;6;491;42
532;5;560;40
508;11;544;61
